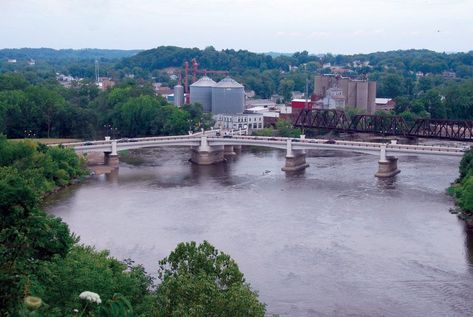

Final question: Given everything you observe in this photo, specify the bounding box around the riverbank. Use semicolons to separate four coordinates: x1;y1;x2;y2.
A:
448;147;473;227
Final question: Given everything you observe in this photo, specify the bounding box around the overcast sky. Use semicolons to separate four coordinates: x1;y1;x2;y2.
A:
0;0;471;54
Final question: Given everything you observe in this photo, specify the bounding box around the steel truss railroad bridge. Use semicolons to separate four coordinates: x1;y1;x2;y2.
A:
294;109;473;141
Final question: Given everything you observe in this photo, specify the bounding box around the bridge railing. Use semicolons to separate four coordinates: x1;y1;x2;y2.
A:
214;135;467;154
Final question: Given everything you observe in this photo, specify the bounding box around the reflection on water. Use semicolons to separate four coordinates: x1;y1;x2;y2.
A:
376;175;398;189
464;225;473;267
45;147;473;317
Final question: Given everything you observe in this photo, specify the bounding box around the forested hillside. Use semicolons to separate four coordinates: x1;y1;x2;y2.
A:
2;46;473;123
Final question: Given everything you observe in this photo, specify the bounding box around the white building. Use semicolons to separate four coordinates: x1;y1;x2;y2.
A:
214;113;264;131
323;87;345;109
245;99;276;109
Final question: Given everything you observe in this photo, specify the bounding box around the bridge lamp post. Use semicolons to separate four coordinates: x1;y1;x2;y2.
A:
103;124;118;140
24;129;36;139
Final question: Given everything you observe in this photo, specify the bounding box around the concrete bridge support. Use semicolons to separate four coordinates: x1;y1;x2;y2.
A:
233;145;242;154
375;144;400;178
281;139;309;172
224;145;237;156
104;140;119;168
190;136;225;165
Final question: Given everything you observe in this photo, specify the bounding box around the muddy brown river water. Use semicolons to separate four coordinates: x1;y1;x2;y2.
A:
45;147;473;316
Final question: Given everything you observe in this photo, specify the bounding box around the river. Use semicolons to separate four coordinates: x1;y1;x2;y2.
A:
44;147;473;316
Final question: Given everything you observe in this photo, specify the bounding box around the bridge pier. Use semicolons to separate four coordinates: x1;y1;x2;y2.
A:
104;140;119;168
190;136;225;165
233;145;242;154
224;145;237;156
282;139;309;172
375;144;400;178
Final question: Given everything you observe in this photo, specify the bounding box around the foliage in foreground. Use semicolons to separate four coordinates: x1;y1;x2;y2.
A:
156;241;266;317
0;138;156;315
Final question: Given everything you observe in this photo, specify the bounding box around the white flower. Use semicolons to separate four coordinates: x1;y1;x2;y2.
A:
79;291;102;304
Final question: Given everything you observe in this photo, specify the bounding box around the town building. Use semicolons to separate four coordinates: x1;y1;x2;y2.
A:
154;83;173;96
97;77;115;91
245;90;256;99
213;113;264;131
291;98;315;110
442;71;456;79
271;94;283;103
291;91;304;100
375;98;396;112
245;99;277;109
57;73;78;88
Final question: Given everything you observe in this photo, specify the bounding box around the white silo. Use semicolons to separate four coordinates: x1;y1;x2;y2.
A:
190;76;216;112
211;77;245;114
174;84;184;107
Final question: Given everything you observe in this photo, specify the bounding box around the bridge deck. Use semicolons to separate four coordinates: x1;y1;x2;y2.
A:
60;134;467;157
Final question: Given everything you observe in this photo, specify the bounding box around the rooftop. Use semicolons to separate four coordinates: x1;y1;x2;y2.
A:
214;77;244;88
190;76;217;87
375;98;392;104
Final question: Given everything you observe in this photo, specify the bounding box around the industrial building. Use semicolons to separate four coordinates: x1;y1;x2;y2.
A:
174;73;245;115
211;77;245;114
314;75;376;114
189;76;217;112
173;84;184;107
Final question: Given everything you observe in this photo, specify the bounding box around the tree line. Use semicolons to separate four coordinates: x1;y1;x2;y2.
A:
0;73;213;140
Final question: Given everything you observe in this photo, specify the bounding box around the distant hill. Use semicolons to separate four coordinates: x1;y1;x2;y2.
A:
265;51;293;58
0;48;141;61
117;46;473;77
117;46;277;73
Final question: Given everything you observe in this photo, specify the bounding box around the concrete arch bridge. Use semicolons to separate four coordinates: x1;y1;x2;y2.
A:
60;134;467;178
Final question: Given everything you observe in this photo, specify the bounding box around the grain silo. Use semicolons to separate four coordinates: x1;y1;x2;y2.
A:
190;76;216;112
173;84;184;107
368;81;377;114
347;80;357;107
356;80;369;112
211;77;245;114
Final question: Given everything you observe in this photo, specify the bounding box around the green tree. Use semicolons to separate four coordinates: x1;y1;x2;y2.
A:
378;73;405;98
37;246;156;316
278;79;295;102
156;241;265;317
275;119;300;137
0;167;74;314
